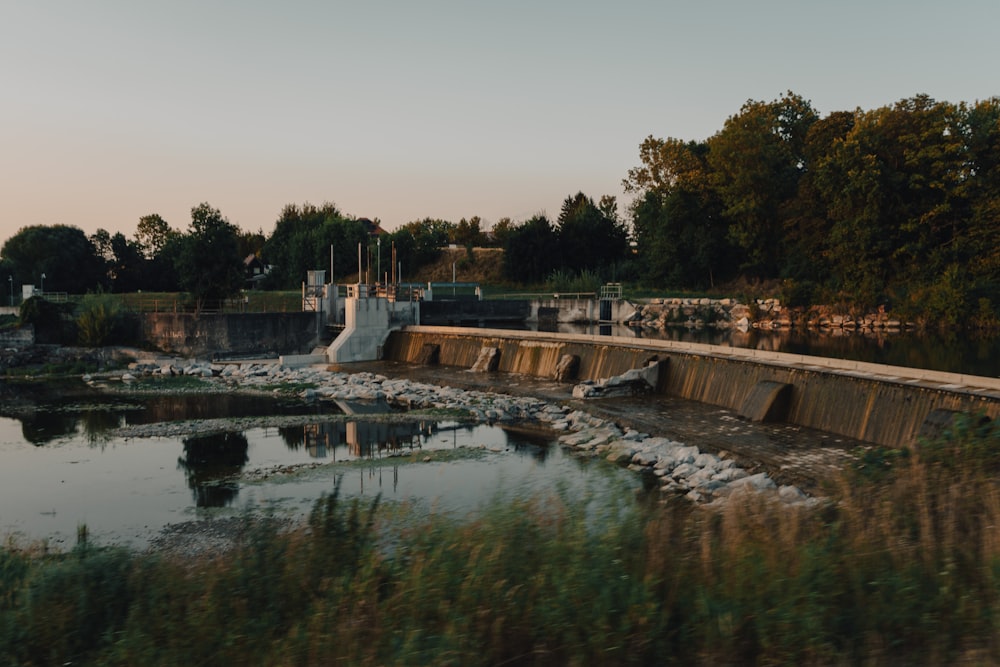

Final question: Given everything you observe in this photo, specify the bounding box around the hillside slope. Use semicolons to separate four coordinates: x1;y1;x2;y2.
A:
407;247;506;284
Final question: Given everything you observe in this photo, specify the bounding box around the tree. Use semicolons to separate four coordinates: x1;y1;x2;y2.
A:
556;192;629;275
625;138;733;288
814;95;968;308
502;215;559;284
108;233;146;293
781;110;855;285
960;97;1000;306
707;91;818;277
134;214;176;259
261;202;368;287
488;218;515;248
0;224;105;293
173;203;244;309
450;217;487;248
395;218;451;272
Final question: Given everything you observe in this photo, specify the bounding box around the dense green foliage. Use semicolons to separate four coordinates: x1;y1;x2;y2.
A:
500;193;631;285
627;92;1000;322
1;225;106;294
172;203;246;310
75;291;136;347
261;202;370;288
4;419;1000;665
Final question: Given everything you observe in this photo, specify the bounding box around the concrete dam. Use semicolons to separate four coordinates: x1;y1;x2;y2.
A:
382;325;1000;449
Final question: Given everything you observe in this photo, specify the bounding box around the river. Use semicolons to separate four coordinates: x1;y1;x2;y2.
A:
0;380;639;551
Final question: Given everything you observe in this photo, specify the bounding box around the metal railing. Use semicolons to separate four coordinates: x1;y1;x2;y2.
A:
489;292;596;300
118;293;301;314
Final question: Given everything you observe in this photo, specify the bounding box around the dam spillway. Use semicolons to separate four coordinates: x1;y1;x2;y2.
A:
381;326;1000;449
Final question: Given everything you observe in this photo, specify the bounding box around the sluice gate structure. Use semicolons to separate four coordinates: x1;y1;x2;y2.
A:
382;326;1000;449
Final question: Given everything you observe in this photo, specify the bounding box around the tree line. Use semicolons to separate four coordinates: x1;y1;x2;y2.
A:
0;194;631;306
2;90;998;324
626;92;1000;325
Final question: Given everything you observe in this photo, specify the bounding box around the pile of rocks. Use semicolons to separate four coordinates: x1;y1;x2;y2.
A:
553;419;815;507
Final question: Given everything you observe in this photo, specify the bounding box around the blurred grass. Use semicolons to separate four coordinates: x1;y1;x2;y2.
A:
3;417;1000;665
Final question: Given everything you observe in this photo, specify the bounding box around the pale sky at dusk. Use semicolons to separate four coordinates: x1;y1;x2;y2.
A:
1;0;997;245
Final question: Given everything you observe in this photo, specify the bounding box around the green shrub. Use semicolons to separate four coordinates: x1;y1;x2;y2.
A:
545;268;602;294
75;292;138;346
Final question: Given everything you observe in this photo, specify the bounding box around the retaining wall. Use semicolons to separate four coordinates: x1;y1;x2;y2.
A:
141;312;320;358
0;324;34;348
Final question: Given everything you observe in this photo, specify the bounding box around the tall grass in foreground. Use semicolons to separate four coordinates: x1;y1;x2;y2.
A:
3;418;1000;665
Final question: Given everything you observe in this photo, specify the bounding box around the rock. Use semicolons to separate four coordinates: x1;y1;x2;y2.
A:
570;361;662;399
606;445;635;466
778;485;807;503
727;472;776;492
671;462;699;480
631;449;659;466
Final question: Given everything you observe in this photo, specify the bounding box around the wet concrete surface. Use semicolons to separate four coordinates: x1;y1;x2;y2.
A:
342;361;869;495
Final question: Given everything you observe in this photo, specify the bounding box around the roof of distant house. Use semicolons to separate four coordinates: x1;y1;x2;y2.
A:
357;218;388;236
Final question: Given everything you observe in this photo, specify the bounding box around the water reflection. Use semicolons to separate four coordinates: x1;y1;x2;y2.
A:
0;387;635;549
0;385;342;448
19;410;81;445
279;421;442;460
178;432;250;507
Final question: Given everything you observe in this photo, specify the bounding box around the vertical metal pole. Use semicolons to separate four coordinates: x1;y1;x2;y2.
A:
357;243;362;285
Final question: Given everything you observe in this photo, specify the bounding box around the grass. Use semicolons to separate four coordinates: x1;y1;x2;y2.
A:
3;359;103;378
3;418;1000;665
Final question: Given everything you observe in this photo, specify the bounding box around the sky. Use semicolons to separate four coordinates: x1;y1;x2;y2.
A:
1;0;998;245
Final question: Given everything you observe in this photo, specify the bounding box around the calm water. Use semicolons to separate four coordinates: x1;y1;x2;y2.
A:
0;383;636;550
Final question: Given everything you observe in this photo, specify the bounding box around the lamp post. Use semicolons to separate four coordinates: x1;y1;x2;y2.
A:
7;276;11;307
377;237;381;286
40;272;46;295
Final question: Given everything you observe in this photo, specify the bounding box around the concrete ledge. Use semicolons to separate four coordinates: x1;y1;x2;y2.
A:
402;325;1000;394
279;353;327;368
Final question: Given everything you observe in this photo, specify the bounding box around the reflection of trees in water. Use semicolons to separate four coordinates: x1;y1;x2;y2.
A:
278;425;305;450
501;426;551;463
79;408;124;446
177;432;249;507
20;410;80;445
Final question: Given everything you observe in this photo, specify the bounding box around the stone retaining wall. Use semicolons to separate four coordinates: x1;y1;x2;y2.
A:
0;324;34;348
632;298;909;332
